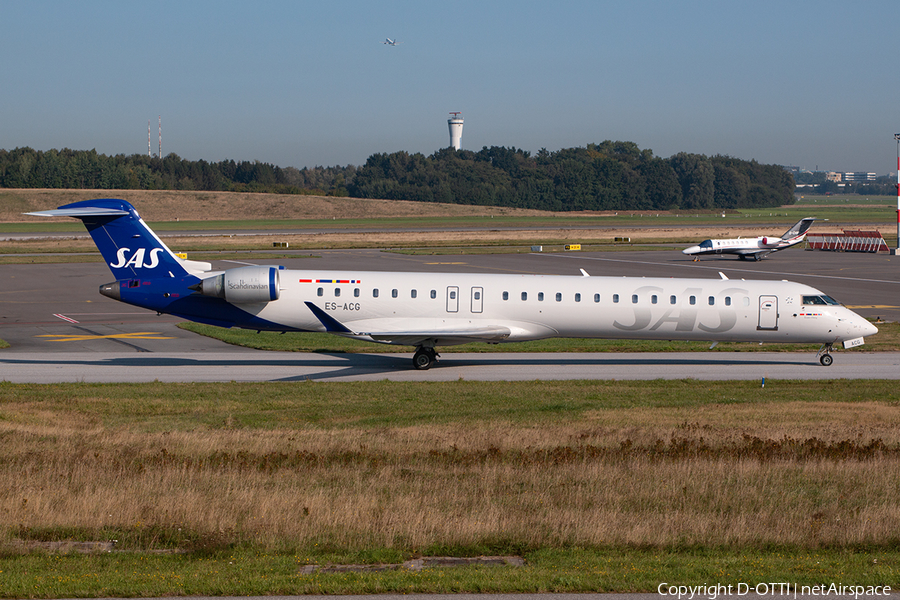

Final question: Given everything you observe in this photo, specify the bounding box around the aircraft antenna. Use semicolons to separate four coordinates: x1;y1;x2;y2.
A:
448;112;463;150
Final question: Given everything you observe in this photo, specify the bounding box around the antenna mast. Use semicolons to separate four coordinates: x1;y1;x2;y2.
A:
148;120;151;157
158;116;162;159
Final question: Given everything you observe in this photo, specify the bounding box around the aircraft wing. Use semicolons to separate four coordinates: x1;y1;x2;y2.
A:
735;248;771;256
365;328;511;346
304;301;510;345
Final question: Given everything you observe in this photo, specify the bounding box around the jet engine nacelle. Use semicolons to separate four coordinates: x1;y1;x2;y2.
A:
196;266;281;304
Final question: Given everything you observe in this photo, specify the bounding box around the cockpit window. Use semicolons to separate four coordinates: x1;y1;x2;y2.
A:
803;295;840;306
699;240;713;249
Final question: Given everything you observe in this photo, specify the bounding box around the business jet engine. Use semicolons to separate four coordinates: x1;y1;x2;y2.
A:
193;265;281;304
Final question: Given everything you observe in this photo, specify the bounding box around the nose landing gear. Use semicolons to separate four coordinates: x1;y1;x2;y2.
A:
817;343;834;366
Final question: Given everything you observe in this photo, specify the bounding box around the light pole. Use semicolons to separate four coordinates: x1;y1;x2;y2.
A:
895;133;900;254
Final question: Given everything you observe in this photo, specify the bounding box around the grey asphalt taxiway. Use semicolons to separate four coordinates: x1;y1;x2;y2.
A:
2;247;899;382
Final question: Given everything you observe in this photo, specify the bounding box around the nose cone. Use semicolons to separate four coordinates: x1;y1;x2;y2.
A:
862;320;879;337
683;246;700;255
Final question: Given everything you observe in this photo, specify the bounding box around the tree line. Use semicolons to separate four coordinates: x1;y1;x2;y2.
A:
0;147;356;196
348;142;795;210
0;142;796;210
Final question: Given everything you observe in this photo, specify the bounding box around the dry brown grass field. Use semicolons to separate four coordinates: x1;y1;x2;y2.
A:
0;188;555;222
3;381;900;552
1;188;804;244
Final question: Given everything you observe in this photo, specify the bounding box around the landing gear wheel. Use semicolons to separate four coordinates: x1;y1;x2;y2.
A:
817;342;834;366
413;347;438;370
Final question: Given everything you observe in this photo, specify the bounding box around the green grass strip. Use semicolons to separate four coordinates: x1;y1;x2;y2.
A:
0;547;897;596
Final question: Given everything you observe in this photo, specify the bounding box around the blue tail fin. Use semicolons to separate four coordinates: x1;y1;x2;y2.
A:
27;199;191;280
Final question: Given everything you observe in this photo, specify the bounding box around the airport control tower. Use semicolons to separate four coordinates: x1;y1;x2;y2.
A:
448;112;463;150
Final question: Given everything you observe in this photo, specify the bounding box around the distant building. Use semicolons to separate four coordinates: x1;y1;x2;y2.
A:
843;172;876;182
825;172;842;183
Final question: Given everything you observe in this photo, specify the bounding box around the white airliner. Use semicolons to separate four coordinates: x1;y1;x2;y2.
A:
683;217;816;261
28;200;875;369
383;38;401;46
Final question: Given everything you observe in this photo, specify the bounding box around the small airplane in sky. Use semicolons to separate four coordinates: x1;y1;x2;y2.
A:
27;201;873;368
682;217;817;261
383;38;401;46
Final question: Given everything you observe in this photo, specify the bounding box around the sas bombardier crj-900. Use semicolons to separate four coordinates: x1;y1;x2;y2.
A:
29;201;875;369
683;217;816;261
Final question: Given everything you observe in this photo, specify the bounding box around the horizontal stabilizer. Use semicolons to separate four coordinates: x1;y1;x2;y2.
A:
26;207;129;218
26;199;193;280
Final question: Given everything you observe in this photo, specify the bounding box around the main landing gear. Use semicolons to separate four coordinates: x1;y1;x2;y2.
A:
817;342;834;366
413;346;439;370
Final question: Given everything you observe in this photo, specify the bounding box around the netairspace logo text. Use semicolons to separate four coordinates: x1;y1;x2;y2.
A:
658;583;892;600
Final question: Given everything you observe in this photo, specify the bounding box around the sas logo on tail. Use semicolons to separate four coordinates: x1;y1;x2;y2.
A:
110;248;164;269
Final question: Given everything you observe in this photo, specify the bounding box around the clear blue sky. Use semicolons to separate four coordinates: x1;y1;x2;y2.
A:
3;0;899;174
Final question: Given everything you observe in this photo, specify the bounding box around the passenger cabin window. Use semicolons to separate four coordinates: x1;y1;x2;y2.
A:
334;288;341;297
594;293;600;303
354;288;360;297
373;289;379;298
651;295;658;304
613;294;619;303
708;296;715;306
521;292;527;301
392;289;398;298
474;291;481;300
670;295;676;305
317;287;323;297
631;294;638;304
556;292;562;302
575;293;581;303
449;290;456;299
689;296;696;305
431;290;437;299
725;297;731;306
538;292;544;302
503;291;509;301
411;289;417;299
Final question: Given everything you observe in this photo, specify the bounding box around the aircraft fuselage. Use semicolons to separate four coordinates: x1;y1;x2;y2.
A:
106;269;875;347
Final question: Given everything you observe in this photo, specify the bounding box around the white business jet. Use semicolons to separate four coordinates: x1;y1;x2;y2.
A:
28;201;874;369
683;217;816;261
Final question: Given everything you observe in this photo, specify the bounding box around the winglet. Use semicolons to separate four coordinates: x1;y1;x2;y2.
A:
304;301;353;333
